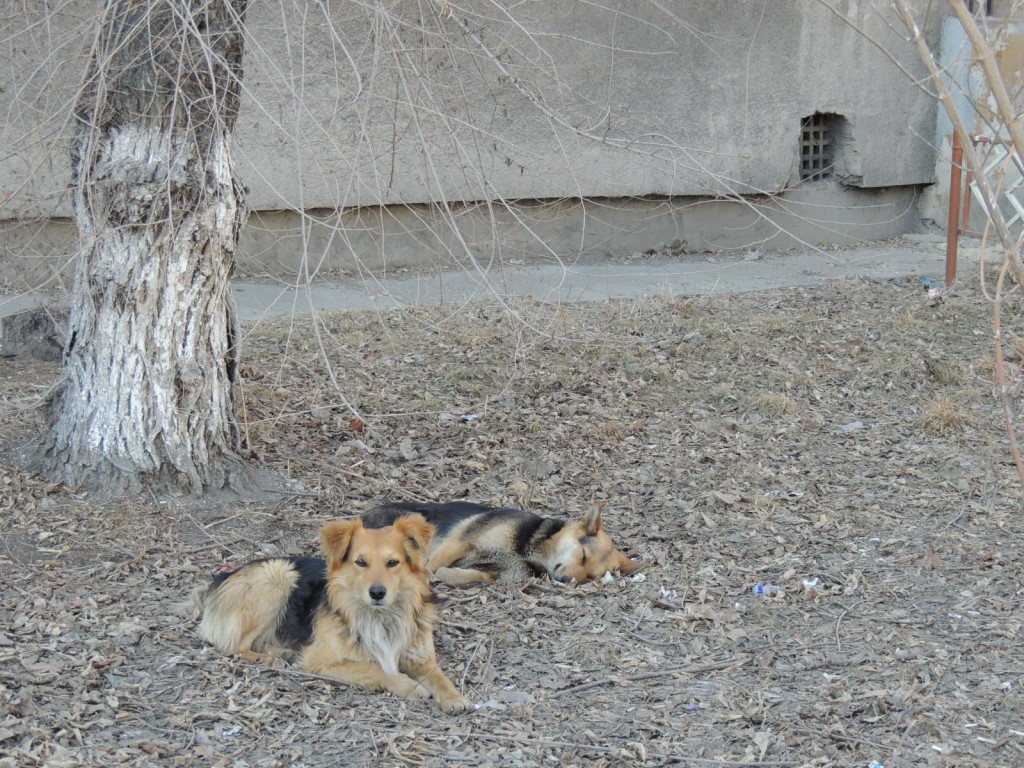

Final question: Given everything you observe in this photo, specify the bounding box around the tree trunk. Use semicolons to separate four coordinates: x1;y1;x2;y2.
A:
32;0;251;497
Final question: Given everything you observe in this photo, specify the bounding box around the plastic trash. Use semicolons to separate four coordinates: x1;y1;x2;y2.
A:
752;582;781;597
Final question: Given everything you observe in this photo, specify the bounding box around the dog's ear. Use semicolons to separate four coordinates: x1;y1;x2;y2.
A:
616;550;641;574
582;505;602;536
393;513;435;570
320;519;362;565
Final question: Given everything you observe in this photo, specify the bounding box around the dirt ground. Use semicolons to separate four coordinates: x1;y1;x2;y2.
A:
2;269;1024;767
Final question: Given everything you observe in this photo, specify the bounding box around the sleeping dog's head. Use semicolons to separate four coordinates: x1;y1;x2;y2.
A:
549;506;640;584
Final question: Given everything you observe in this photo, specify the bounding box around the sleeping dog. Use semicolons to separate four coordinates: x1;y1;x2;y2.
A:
362;501;639;586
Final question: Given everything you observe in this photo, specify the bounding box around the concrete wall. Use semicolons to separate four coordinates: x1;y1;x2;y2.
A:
0;1;941;282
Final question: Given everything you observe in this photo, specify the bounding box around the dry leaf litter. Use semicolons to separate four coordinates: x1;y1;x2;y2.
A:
2;273;1023;767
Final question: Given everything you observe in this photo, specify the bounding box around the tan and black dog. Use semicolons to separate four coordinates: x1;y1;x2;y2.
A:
192;514;472;714
362;501;640;586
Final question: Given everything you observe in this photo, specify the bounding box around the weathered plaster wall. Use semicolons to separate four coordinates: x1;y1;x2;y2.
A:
228;0;938;209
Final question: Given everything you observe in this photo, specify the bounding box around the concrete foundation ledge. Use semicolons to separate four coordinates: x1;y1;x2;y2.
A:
1;186;925;288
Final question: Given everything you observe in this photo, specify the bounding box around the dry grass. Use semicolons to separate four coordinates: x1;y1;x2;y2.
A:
754;392;795;416
920;395;970;436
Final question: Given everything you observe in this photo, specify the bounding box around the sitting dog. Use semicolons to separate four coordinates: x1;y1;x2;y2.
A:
192;514;472;714
362;501;640;586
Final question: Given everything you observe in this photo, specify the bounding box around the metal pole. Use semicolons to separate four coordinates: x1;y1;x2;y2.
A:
946;131;963;287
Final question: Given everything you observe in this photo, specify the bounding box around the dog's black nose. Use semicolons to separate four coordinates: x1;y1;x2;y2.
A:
369;584;387;602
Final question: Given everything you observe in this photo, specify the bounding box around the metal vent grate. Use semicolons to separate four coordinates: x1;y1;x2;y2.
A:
800;114;834;182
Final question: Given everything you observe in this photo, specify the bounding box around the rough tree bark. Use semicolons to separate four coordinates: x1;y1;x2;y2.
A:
32;0;252;497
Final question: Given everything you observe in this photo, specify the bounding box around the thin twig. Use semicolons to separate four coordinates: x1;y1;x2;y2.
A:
446;730;619;754
459;637;485;691
549;657;749;697
791;726;889;752
833;600;863;652
658;759;796;768
547;678;616;698
992;258;1024;485
627;657;750;679
447;730;797;765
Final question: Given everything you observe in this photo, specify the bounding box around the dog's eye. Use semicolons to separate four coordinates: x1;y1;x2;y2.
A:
386;559;400;568
355;557;368;568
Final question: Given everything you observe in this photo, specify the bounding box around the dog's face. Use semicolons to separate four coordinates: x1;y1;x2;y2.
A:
321;515;435;607
550;507;639;584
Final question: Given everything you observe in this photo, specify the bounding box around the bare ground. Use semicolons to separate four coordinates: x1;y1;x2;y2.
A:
2;272;1023;767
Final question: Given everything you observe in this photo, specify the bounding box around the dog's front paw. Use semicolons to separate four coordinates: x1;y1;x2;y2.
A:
390;674;432;700
438;692;474;715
